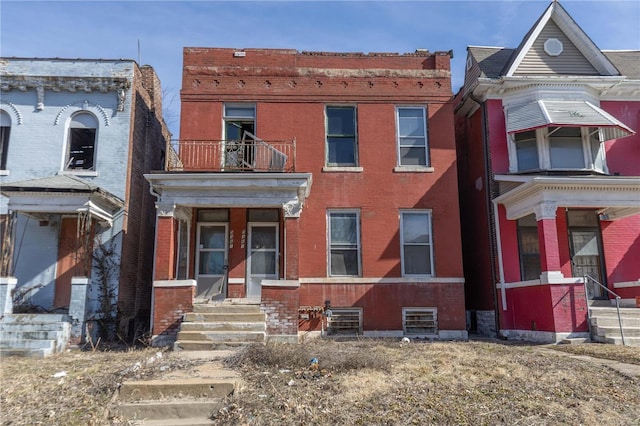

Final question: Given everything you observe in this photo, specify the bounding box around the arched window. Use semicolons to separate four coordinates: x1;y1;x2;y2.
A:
0;110;10;170
66;112;98;170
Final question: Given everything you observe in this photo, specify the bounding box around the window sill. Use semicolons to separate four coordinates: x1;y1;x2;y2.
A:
58;170;99;177
322;166;363;173
0;170;9;176
394;166;434;173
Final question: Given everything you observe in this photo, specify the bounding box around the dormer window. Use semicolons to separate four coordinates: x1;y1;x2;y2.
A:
511;126;606;174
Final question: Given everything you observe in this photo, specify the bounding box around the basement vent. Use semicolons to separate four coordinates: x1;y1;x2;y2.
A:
403;308;438;336
327;308;362;336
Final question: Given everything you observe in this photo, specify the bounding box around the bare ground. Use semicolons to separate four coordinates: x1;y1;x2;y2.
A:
1;339;639;425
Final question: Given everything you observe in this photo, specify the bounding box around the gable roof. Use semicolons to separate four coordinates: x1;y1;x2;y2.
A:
604;51;640;79
503;1;619;77
467;47;515;78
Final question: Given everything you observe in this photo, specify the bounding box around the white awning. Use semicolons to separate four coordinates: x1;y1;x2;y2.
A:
505;100;635;141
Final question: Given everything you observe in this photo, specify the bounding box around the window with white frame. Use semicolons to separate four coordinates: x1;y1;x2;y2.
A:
516;214;541;281
326;106;357;166
328;210;361;276
397;107;428;166
0;110;11;170
65;112;98;170
512;126;606;173
224;104;255;140
400;211;433;276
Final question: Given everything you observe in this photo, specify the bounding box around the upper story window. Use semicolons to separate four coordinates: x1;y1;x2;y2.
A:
328;210;361;276
66;112;98;171
396;107;429;166
224;104;255;140
400;210;434;276
0;110;11;170
511;126;606;174
326;106;357;167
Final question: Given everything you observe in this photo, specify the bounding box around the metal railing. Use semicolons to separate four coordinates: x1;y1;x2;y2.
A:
583;274;625;346
166;139;296;172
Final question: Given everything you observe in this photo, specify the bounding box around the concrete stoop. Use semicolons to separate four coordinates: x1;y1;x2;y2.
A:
174;302;266;351
115;351;240;425
589;304;640;347
0;314;71;358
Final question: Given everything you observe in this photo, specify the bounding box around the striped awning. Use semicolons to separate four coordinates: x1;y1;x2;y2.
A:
506;100;635;141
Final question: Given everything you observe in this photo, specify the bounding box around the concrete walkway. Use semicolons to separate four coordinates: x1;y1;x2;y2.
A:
535;346;640;379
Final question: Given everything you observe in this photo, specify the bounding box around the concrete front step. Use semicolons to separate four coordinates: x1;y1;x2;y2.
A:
174;340;249;351
588;307;640;318
591;316;640;328
183;312;265;323
0;338;55;350
192;304;261;314
593;326;640;338
1;313;70;323
180;321;265;332
176;330;265;343
117;399;224;422
0;321;71;332
0;347;52;358
0;330;65;340
593;335;640;347
120;378;235;401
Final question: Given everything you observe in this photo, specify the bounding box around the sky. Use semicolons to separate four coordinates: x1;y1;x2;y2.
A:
1;0;639;137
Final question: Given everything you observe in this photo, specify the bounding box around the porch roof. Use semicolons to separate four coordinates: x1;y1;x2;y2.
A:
1;175;124;224
144;172;313;217
493;175;640;220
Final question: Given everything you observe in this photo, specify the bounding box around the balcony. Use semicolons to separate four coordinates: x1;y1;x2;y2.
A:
167;136;296;172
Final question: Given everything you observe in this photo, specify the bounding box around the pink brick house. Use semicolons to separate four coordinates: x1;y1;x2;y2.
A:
455;1;639;342
146;47;466;345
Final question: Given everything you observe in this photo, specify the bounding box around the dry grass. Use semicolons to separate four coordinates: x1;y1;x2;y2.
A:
549;342;640;365
0;346;199;425
1;340;639;425
215;339;640;425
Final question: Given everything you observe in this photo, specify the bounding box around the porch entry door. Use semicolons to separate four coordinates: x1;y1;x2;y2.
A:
195;223;228;300
55;217;92;308
569;229;604;298
246;223;279;299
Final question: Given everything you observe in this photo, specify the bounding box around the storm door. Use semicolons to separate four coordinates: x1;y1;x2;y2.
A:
567;211;605;299
195;223;228;301
246;223;278;299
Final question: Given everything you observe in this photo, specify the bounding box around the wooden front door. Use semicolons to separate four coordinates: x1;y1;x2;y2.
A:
54;218;89;308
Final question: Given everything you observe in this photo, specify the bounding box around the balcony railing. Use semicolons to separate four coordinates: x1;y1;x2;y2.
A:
166;137;296;172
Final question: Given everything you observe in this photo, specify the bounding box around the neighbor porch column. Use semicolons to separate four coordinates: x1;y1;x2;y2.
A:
283;196;303;280
534;202;563;280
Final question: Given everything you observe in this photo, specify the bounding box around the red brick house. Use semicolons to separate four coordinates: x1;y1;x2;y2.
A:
455;1;640;343
146;47;466;345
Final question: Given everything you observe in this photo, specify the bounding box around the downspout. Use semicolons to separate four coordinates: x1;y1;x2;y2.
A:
148;183;161;336
469;92;505;339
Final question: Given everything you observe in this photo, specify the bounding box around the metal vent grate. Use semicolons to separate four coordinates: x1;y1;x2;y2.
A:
403;308;438;336
327;308;362;336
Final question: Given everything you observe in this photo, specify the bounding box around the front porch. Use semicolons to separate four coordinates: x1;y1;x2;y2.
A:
145;168;312;346
492;175;640;343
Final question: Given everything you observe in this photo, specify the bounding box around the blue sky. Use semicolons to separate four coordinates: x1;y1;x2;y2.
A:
2;0;639;137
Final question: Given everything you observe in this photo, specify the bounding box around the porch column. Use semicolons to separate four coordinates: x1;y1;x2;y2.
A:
154;203;179;280
283;195;303;280
0;277;17;316
534;202;563;280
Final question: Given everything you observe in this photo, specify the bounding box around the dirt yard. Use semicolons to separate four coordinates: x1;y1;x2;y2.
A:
1;339;639;425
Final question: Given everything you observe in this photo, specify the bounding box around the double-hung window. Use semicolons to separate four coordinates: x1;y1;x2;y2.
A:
397;107;428;166
512;127;607;173
400;211;434;276
326;106;357;166
0;110;11;170
516;214;541;281
66;112;98;171
328;210;361;276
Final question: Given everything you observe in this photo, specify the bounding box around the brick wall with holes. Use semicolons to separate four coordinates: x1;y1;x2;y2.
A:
152;284;195;337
